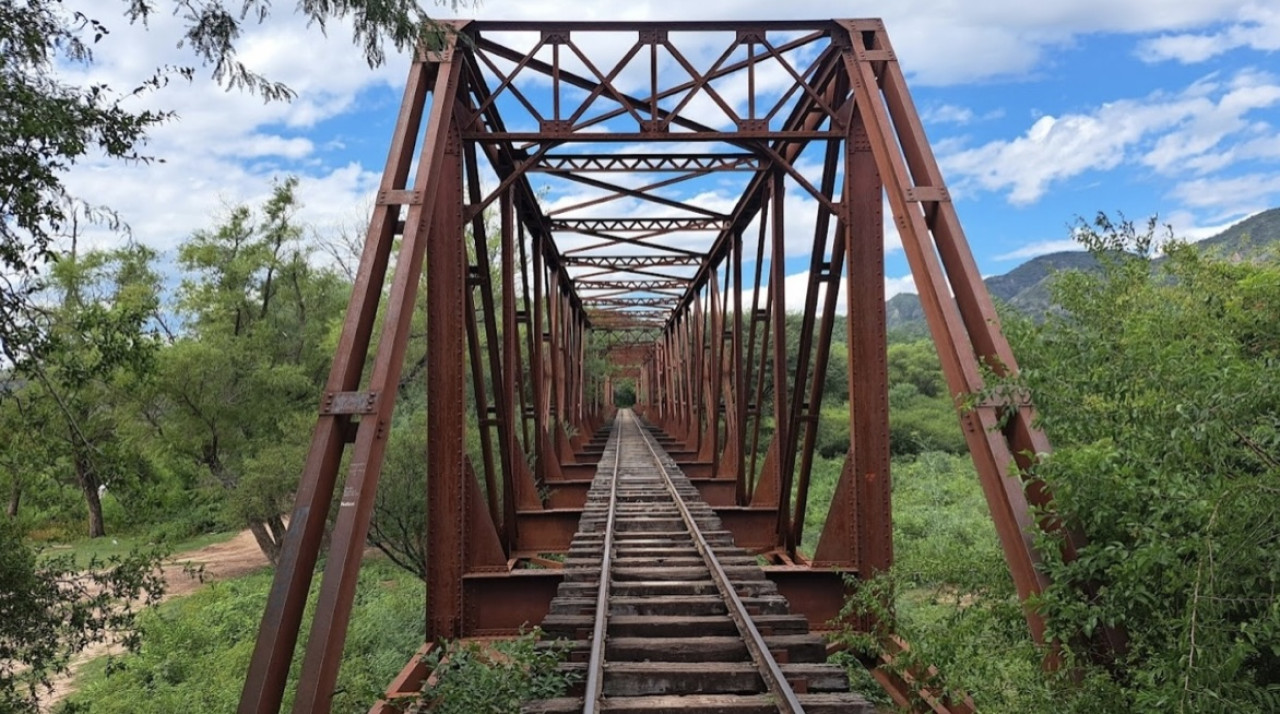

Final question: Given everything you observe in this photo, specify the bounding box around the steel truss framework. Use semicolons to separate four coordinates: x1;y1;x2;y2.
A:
239;19;1109;714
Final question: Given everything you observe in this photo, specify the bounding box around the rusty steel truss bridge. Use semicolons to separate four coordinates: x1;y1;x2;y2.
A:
235;19;1120;713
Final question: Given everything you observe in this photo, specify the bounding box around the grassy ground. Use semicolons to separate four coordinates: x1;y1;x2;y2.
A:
52;451;1023;713
58;557;423;714
35;530;240;568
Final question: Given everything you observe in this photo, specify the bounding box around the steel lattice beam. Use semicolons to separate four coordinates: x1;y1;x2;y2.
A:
563;255;702;268
533;153;761;173
242;19;1090;714
576;279;688;291
552;217;729;232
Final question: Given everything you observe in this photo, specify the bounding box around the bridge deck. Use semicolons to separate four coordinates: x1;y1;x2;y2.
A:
524;410;873;713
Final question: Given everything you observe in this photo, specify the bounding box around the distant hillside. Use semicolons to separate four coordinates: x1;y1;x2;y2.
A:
886;208;1280;333
1194;206;1280;257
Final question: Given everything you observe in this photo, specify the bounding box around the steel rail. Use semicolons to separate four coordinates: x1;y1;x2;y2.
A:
583;416;624;714
626;410;808;714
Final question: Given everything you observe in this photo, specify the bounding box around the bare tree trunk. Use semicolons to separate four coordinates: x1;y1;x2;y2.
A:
267;514;288;547
6;481;19;519
76;457;106;538
248;520;283;565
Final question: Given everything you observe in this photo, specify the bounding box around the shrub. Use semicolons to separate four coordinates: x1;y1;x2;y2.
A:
61;559;424;714
414;631;577;713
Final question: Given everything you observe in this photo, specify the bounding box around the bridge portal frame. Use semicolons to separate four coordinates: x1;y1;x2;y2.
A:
237;19;1103;714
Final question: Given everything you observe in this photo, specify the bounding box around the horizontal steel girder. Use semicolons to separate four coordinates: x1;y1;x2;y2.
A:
551;217;729;232
533;153;761;173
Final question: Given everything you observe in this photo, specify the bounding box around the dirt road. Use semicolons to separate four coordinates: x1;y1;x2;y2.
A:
41;530;271;710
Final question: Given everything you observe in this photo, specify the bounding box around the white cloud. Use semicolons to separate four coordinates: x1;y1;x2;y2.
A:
52;3;404;257
466;0;1271;86
885;275;919;298
1163;210;1252;241
922;104;976;125
939;69;1280;205
1170;173;1280;217
46;0;1280;286
1137;6;1280;64
226;136;317;160
778;269;916;314
989;212;1248;264
1141;69;1280;175
994;240;1083;261
942;108;1164;205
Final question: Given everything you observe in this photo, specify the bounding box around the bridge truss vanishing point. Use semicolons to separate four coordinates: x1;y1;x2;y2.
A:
237;19;1107;713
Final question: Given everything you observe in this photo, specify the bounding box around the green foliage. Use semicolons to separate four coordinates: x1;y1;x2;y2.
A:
0;519;165;713
61;559;423;714
883;340;966;456
0;2;166;365
886;341;948;398
1000;214;1280;712
415;631;578;714
143;179;348;561
1;0;474;368
890;453;1006;592
2;243;163;538
810;337;964;459
887;382;967;456
813;405;850;458
370;400;428;580
833;215;1280;713
832;453;1067;713
613;381;637;408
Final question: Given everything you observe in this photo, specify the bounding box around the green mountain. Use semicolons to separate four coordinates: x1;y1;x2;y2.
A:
1194;206;1280;256
885;207;1280;333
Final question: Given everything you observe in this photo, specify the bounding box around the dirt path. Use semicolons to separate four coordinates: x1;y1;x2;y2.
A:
41;530;271;710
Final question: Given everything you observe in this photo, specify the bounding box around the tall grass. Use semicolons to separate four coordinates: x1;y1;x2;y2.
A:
59;559;423;714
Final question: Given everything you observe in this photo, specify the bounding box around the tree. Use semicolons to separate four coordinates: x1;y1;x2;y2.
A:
0;518;165;712
0;391;53;521
0;3;166;368
1;0;470;366
147;179;347;562
369;398;429;580
4;242;162;538
1003;214;1280;712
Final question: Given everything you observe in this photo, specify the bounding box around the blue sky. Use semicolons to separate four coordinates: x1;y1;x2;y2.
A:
61;1;1280;302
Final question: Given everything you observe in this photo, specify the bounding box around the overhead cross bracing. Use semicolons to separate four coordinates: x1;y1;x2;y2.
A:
453;20;881;339
238;19;1115;714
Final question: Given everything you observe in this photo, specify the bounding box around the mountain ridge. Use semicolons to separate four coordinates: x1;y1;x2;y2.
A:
886;207;1280;333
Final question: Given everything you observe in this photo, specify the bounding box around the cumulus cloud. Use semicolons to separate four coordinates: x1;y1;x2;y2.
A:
778;270;918;314
1136;6;1280;64
47;0;1280;279
1162;210;1254;241
922;104;976;125
1171;173;1280;217
52;3;405;256
939;69;1280;205
467;0;1268;86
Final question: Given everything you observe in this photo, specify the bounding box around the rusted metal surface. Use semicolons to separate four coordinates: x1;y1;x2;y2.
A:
530;410;872;713
238;43;441;714
583;418;622;713
243;17;1092;713
633;411;807;714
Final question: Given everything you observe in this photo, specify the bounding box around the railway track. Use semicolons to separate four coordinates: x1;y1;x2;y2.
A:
525;409;873;713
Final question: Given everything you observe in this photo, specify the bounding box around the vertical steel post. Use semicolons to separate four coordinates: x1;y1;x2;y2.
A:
814;107;890;572
237;52;437;714
769;172;791;540
292;52;465;714
423;120;469;644
731;231;747;502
